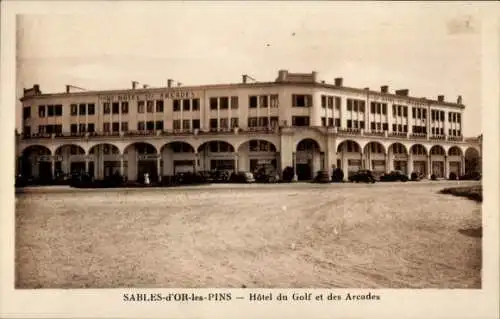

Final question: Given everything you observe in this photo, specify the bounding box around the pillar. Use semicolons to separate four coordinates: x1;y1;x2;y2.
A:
427;155;432;179
234;153;239;172
461;155;466;175
444;155;449;179
156;156;162;181
51;156;55;180
120;156;124;176
292;152;298;181
407;154;414;178
194;152;199;172
342;154;349;181
85;158;89;174
385;153;390;174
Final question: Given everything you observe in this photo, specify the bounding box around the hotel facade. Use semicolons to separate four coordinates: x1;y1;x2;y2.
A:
16;70;482;182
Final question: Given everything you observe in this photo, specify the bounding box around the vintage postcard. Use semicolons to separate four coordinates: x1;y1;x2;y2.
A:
1;1;498;318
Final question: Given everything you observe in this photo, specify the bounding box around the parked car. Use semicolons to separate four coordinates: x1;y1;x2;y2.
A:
410;172;424;181
211;170;231;183
459;172;481;181
349;170;376;183
229;171;256;183
379;170;409;182
314;170;331;183
253;164;279;183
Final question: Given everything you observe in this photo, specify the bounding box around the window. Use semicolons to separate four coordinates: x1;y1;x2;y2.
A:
321;95;326;108
209;118;218;129
382;104;387;115
137;122;145;131
327;96;334;109
270;117;279;128
121;122;128;132
292;116;310;126
71;124;78;134
155;121;163;131
47;105;55;117
38;125;45;134
112;122;119;132
183;120;190;130
457;113;461;123
192;119;200;129
398;124;402;132
370;102;375;113
335;97;341;110
292;94;312;107
347;99;352;111
173;100;180;112
183;99;191;111
321;117;326;126
422;109;427;119
328;118;334;126
23;107;31;120
103;102;111;114
393;124;397;132
220;97;229;110
173;120;181;130
103;122;110;132
249;96;258;108
192;98;200;111
231;96;239;109
248;117;258;127
220;118;229;129
258;117;268;127
210;97;218;110
393;105;397;117
112;102;119;114
146;101;154;113
371;122;376;130
70;104;77;116
347;119;352;128
121;102;129;114
403;107;407;117
270;94;279;108
382;123;388;131
54;105;63;116
231;118;239;128
88;123;95;133
360;121;365;129
359;101;365;113
259;96;268;108
146;121;154;131
335;118;341;127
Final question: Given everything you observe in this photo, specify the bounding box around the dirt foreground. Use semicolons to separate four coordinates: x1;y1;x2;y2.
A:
15;182;481;288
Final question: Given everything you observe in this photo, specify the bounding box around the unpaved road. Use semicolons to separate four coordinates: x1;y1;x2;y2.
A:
15;181;481;288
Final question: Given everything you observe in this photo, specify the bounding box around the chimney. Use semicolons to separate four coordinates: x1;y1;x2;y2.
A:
311;71;318;83
167;79;173;88
334;77;343;86
395;89;409;96
143;84;149;89
437;95;445;102
457;95;463;104
242;75;248;84
33;84;40;93
66;85;70;93
381;85;388;93
276;70;288;82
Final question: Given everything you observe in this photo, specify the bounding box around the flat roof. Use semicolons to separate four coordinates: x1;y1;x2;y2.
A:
21;80;465;108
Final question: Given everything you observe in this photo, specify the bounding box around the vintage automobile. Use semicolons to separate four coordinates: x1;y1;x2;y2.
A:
253;164;279;183
348;170;376;183
229;171;256;183
379;170;409;182
314;170;331;183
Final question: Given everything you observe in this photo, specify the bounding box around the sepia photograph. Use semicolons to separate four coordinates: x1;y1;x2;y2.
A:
2;1;499;319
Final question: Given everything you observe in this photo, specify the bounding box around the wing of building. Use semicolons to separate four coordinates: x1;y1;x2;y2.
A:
16;70;482;183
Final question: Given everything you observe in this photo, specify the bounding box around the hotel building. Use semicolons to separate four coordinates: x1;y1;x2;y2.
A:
16;70;482;182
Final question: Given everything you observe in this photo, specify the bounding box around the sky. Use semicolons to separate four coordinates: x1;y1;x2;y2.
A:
15;2;484;136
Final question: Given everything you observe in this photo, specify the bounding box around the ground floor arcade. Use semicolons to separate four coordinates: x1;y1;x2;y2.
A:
17;137;481;182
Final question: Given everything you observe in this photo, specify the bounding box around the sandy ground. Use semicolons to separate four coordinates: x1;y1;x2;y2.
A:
15;181;482;289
